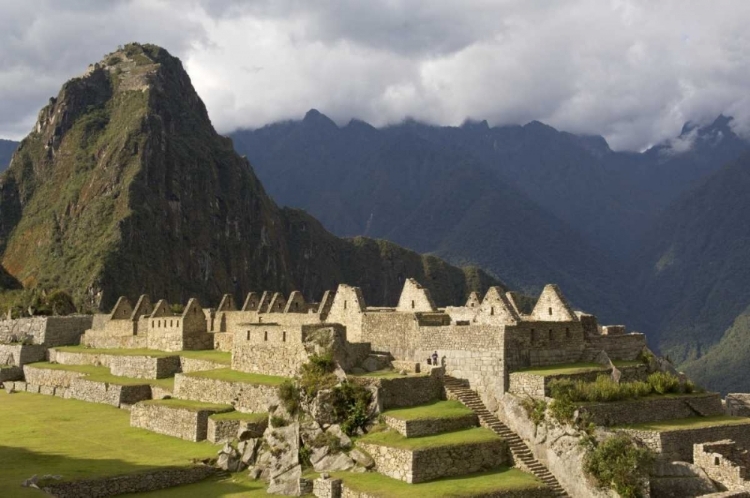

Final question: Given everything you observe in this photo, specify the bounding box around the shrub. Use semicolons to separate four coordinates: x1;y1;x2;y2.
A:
647;372;681;395
270;415;289;427
583;434;654;498
312;431;343;453
331;382;373;436
298;446;312;468
278;380;301;415
299;352;338;398
549;396;577;424
521;398;547;426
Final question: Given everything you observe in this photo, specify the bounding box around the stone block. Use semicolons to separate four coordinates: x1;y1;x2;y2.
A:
130;401;233;441
207;414;268;444
383;413;478;437
173;373;279;413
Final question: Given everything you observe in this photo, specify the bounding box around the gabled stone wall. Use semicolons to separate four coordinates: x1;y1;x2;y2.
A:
694;440;750;491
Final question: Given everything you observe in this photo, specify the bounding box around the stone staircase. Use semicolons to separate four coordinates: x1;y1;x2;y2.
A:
444;376;569;498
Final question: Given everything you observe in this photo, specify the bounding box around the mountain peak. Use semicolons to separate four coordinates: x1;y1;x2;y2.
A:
303;109;338;129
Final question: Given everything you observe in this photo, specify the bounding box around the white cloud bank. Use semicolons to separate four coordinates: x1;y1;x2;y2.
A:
1;0;750;150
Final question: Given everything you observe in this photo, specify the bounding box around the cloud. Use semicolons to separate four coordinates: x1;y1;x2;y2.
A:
1;0;750;151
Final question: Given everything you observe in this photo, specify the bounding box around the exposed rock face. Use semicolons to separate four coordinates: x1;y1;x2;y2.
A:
0;43;497;310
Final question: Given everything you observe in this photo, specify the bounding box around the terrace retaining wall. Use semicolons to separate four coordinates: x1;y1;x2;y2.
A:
0;344;46;367
624;424;750;462
41;465;216;498
352;368;445;410
130;402;232;441
357;438;507;483
207;414;268;443
173;373;279;413
581;393;724;426
383;413;478;437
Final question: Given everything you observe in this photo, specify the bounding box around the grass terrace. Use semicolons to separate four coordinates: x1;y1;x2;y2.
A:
0;391;219;497
621;416;750;431
351;368;426;379
121;472;274;497
359;427;499;450
184;368;288;386
26;362;175;390
209;411;268;423
383;400;474;421
333;467;545;498
516;362;606;376
140;398;234;413
54;346;232;365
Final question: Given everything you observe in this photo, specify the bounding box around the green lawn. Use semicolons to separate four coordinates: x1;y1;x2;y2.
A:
515;362;606;376
140;399;234;412
333;467;545;497
178;350;232;365
53;346;177;358
612;360;643;368
0;391;220;497
25;362;175;390
383;400;474;421
184;368;288;386
210;411;268;423
621;415;750;431
54;346;232;365
358;427;499;450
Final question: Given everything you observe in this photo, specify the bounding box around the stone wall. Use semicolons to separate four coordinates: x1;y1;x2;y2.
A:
357;438;507;483
0;366;23;383
694;440;750;491
207;414;268;443
212;332;233;352
49;349;106;366
383;413;478;437
0;344;46;367
231;324;309;377
81;333;148;349
581;393;725;426
625;424;750;462
173;373;279;413
23;365;87;387
352;368;445;410
179;356;227;373
67;378;152;408
0;316;92;346
727;395;750;417
130;401;232;441
584;334;647;361
108;355;181;379
42;465;216;498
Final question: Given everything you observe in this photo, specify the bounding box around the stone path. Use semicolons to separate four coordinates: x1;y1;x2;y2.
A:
443;376;569;498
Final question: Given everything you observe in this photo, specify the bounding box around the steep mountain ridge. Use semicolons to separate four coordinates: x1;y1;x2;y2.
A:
233;113;633;323
0;140;17;172
0;43;497;310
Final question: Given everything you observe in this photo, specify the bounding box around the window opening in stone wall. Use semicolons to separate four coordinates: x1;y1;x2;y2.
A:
246;331;251;340
177;320;180;327
565;327;570;338
548;329;552;340
344;301;347;310
490;306;495;316
264;331;268;341
548;307;552;316
282;331;286;342
170;320;173;327
259;317;263;323
714;457;720;465
411;300;415;309
294;302;299;310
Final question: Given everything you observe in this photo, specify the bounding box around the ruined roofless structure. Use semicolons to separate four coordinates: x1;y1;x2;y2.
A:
83;278;645;409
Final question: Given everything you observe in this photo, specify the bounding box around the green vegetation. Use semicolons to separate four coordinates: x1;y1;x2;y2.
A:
278;379;301;415
185;368;288;386
270;415;289;427
26;362;175;390
209;411;267;423
0;288;76;318
582;434;654;498
358;427;499;450
55;346;177;358
516;362;606;376
383;400;474;421
178;350;232;365
0;391;219;496
140;399;233;412
299;352;338;397
330;381;372;436
332;467;544;497
520;398;548;426
621;415;750;431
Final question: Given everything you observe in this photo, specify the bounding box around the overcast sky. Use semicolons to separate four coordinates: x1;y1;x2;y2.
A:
1;0;749;151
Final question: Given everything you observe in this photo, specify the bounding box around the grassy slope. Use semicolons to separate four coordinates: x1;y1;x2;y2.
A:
184;368;288;386
333;468;544;497
621;415;750;431
358;427;499;450
0;391;219;496
121;473;273;497
26;362;174;389
383;401;474;421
